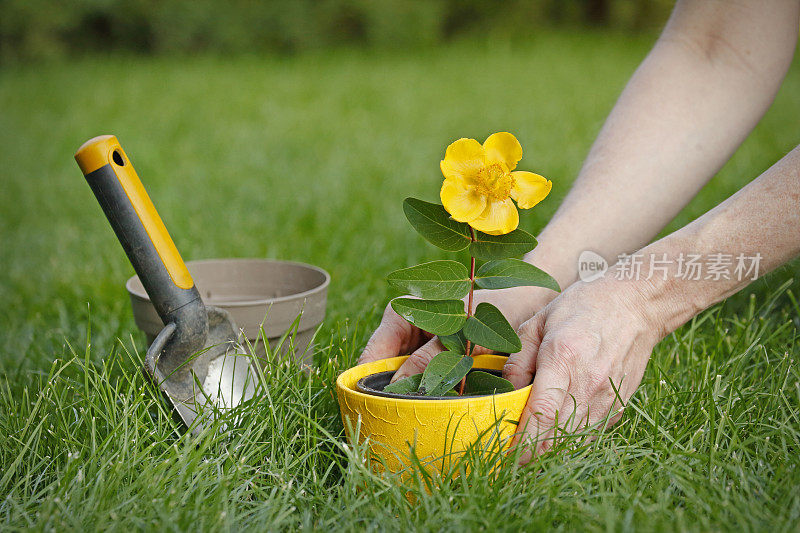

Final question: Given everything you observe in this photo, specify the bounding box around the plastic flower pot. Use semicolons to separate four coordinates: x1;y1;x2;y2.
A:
336;355;532;474
127;258;329;367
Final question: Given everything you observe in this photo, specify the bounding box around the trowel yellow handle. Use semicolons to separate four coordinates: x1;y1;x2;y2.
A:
76;135;193;290
76;135;203;321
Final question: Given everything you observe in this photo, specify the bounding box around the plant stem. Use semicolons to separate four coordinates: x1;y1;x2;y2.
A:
459;228;477;396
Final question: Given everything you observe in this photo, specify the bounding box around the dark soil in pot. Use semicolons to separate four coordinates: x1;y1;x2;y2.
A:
357;368;510;400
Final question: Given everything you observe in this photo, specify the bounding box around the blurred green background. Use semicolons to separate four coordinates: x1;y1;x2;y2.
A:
1;0;673;62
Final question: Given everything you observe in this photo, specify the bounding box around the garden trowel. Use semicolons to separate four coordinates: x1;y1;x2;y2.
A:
75;135;258;432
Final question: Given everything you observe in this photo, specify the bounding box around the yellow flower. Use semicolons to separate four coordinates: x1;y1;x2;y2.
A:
439;132;551;235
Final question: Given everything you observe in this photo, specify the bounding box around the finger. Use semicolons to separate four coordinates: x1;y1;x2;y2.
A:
503;313;546;389
559;385;625;451
514;360;570;464
529;378;617;456
546;370;630;453
555;393;584;434
536;396;587;454
391;337;446;382
358;304;418;365
392;335;494;383
585;387;626;434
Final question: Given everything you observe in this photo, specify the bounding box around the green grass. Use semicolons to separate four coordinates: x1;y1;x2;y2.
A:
1;30;799;531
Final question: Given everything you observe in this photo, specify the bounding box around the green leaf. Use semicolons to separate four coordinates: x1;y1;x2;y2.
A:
383;373;422;395
470;229;538;260
419;351;473;396
476;258;560;292
387;260;470;300
403;198;471;251
439;329;468;355
464;371;515;395
462;302;522;353
390;298;467;336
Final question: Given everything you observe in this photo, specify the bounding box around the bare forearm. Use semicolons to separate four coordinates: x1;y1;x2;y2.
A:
633;144;800;336
526;0;798;289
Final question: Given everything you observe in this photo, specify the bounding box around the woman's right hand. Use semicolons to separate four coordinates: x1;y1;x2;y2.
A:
357;286;557;381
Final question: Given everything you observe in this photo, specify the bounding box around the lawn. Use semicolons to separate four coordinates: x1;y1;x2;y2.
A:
1;30;799;531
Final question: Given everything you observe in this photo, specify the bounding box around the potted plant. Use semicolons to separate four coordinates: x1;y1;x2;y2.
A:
337;132;559;473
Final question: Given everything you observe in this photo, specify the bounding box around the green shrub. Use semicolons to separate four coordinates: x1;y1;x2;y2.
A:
0;0;672;62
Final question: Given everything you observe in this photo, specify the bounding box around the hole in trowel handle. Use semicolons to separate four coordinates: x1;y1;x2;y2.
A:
112;149;125;166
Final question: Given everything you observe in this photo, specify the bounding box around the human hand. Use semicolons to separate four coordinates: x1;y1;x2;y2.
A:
358;286;556;380
503;277;669;463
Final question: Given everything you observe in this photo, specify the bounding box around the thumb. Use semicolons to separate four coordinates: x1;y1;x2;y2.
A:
513;358;570;463
358;304;416;365
391;337;446;382
503;313;545;389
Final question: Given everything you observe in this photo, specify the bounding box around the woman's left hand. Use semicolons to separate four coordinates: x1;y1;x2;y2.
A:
503;276;669;463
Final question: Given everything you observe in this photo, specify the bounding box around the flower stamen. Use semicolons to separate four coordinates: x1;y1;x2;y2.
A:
476;163;515;200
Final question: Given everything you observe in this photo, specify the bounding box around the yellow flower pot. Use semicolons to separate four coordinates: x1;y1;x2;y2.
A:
336;355;532;474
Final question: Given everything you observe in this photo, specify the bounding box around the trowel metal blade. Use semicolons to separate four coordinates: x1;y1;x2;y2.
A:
145;306;260;432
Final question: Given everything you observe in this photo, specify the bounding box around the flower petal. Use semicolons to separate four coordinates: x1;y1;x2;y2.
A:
440;138;485;183
440;178;486;222
468;198;519;235
483;132;522;171
510;171;552;209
